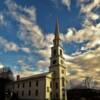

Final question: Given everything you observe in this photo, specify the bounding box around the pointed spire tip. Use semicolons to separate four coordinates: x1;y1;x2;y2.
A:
55;17;60;40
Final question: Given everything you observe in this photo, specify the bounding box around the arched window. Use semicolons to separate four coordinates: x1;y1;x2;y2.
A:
52;60;56;64
62;70;64;74
62;77;65;87
60;49;62;56
61;60;64;64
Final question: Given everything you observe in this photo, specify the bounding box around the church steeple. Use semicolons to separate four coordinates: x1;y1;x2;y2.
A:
50;18;65;68
53;18;61;46
54;18;60;40
50;18;67;100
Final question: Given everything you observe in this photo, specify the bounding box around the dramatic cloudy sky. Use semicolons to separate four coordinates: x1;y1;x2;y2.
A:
0;0;100;87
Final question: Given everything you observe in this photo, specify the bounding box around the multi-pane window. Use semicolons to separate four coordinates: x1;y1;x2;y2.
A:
50;82;52;88
23;83;25;88
18;83;20;88
50;92;52;98
36;80;38;87
13;85;15;89
29;81;31;87
35;89;38;96
16;91;18;96
56;82;58;89
63;92;65;98
28;90;31;96
56;92;58;97
22;91;24;96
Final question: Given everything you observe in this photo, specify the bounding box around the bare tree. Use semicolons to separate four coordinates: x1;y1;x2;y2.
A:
84;76;94;88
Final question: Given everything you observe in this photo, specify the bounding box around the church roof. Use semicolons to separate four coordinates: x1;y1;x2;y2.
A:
15;72;52;82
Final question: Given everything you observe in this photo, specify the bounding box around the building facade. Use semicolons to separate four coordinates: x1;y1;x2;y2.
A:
8;19;68;100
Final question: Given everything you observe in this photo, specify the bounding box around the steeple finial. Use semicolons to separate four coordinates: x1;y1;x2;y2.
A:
54;17;60;40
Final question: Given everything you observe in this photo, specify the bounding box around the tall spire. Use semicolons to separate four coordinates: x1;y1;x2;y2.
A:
54;17;60;40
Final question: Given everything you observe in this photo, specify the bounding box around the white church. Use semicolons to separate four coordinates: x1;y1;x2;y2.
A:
8;19;68;100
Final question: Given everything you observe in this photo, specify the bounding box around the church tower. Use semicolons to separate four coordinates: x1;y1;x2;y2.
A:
49;19;67;100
